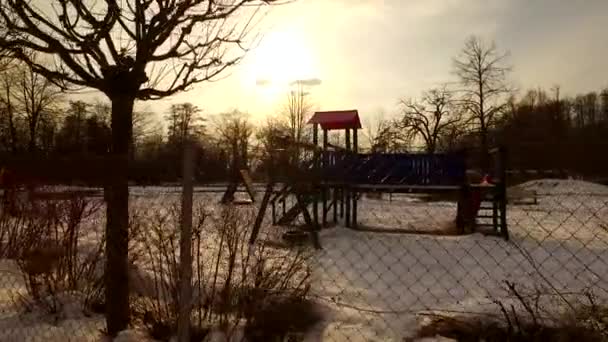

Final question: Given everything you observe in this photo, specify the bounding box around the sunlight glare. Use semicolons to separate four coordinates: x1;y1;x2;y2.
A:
245;27;319;101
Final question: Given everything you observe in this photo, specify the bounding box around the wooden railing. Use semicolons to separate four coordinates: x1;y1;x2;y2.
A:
319;152;468;186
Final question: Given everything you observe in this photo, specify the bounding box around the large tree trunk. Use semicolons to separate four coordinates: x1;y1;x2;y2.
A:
105;94;134;336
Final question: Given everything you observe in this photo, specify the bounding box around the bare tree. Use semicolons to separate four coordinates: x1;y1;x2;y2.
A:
255;115;289;155
281;81;314;161
0;59;61;153
18;61;62;152
0;67;19;153
362;111;411;153
363;110;393;152
0;0;282;334
132;106;159;147
253;116;290;175
166;102;205;146
215;110;254;171
398;86;462;153
284;81;313;142
453;36;511;168
373;123;411;153
600;88;608;123
61;100;89;153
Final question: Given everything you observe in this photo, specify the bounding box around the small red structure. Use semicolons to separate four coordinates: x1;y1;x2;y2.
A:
308;110;362;130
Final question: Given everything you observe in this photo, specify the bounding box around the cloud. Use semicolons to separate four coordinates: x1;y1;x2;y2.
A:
255;79;271;86
290;78;322;86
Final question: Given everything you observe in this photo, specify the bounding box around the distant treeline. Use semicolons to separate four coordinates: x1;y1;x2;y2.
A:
457;87;608;178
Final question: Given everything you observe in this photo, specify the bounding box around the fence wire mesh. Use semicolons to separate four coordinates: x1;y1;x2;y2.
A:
0;179;607;341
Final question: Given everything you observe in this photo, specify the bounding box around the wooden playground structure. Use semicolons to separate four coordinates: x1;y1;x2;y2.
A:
249;110;508;248
1;110;508;248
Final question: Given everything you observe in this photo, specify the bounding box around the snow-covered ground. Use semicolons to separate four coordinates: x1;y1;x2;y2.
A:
0;180;607;341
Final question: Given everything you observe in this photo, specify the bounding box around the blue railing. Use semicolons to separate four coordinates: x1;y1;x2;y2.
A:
321;152;467;186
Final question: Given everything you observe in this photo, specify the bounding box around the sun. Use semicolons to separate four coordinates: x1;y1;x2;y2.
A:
245;27;319;99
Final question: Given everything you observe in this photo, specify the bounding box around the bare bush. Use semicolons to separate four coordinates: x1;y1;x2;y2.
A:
3;191;105;319
133;204;317;341
416;282;608;342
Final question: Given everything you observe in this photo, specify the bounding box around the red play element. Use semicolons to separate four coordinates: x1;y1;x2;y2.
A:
308;110;362;130
471;174;493;220
481;174;492;185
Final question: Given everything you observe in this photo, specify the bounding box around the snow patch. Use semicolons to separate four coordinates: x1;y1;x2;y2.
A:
515;178;608;195
110;329;156;342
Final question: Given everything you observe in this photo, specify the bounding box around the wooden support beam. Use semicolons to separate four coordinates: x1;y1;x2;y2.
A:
352;188;358;228
352;128;358;228
345;129;351;227
313;124;319;227
296;193;322;249
498;146;509;240
250;153;277;243
323;129;329;167
322;129;328;226
339;187;344;218
333;187;338;223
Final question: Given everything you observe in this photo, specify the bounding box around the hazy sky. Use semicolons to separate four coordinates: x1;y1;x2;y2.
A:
82;0;608;123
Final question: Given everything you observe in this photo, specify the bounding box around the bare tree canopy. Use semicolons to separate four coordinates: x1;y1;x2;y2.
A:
280;81;315;162
363;110;410;153
0;0;281;99
214;109;253;174
166;102;205;145
398;86;462;153
453;35;511;168
0;57;62;153
284;81;313;142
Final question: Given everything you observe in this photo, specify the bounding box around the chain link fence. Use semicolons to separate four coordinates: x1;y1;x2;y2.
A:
1;177;608;341
311;179;608;340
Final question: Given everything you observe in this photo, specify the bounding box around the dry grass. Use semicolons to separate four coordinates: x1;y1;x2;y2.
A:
415;283;608;342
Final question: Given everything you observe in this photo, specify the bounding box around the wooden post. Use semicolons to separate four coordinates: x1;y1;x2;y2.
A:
456;185;470;235
178;140;194;342
352;128;358;228
498;146;509;240
249;182;274;244
339;186;344;218
345;128;351;227
322;129;328;226
492;193;498;232
353;127;358;154
249;154;275;244
333;187;338;223
352;189;358;228
312;123;319;227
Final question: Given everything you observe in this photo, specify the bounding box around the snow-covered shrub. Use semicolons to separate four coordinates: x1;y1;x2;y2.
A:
132;204;317;341
9;192;104;319
0;194;51;259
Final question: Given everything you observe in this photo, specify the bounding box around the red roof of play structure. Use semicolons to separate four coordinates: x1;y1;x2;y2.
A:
308;110;362;130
